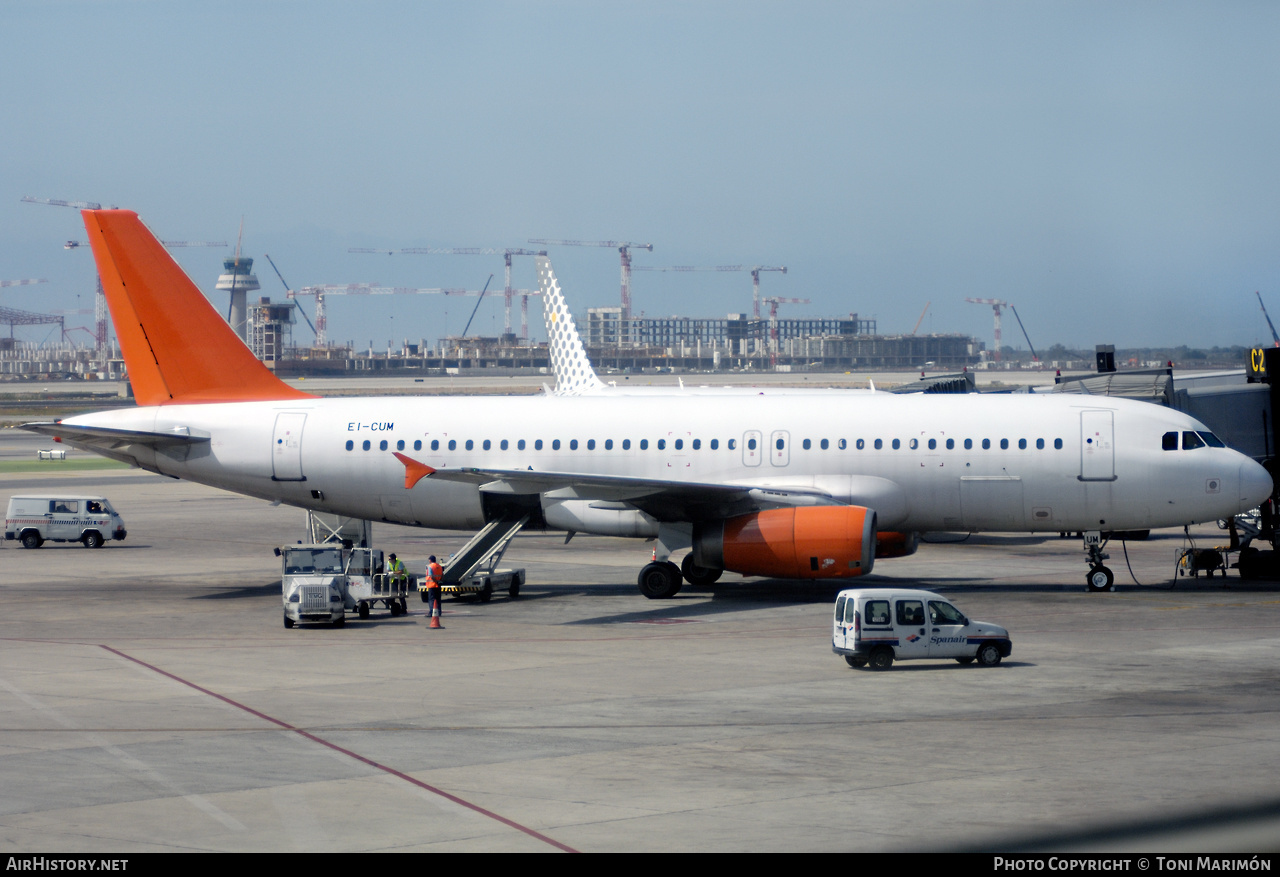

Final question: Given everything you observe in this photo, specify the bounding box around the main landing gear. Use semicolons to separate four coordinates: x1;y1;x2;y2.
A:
1083;531;1114;592
637;554;726;599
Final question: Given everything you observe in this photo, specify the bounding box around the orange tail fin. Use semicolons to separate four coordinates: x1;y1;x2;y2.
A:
82;209;314;406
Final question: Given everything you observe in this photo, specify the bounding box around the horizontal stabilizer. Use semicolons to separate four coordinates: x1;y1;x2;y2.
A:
21;421;211;451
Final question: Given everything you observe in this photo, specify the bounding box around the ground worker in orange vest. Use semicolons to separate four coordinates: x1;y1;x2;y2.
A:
423;555;444;629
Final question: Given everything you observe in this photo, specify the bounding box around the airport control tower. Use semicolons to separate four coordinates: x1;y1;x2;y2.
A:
215;257;260;342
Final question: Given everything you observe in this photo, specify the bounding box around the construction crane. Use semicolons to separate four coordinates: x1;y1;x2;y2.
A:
349;246;546;338
1008;304;1040;364
965;297;1039;364
1257;292;1280;348
965;297;1009;362
527;239;653;320
20;196;114;210
911;302;931;335
750;267;789;319
0;278;48;289
762;296;811;350
288;284;536;347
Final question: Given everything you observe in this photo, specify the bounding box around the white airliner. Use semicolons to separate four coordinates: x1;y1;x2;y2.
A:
22;210;1273;598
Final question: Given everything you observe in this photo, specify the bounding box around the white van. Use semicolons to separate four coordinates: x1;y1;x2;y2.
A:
4;495;127;549
832;588;1011;670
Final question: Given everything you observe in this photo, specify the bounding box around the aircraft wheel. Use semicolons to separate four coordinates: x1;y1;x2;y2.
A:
637;561;682;599
844;655;867;668
868;646;894;670
358;602;370;620
680;553;722;586
21;532;41;550
1086;565;1114;592
283;613;294;629
82;531;103;549
976;643;1003;666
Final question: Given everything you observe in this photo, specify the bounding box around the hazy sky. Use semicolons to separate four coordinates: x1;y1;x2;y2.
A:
3;1;1279;353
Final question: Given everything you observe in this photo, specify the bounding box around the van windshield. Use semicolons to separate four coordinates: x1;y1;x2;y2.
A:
929;601;966;625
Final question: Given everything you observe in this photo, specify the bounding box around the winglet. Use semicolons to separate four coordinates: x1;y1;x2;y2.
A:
535;256;607;396
393;452;436;489
82;209;315;406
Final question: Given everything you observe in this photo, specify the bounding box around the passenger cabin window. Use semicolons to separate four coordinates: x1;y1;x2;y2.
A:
535;440;544;450
380;440;388;451
710;439;718;450
465;440;474;451
414;440;422;451
363;440;371;451
431;440;440;451
1054;438;1063;449
483;440;491;451
623;439;632;450
727;438;737;450
945;438;954;450
981;439;991;450
500;439;508;450
345;440;354;451
397;440;405;451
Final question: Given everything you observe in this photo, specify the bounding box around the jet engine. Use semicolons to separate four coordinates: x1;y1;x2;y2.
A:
692;506;876;579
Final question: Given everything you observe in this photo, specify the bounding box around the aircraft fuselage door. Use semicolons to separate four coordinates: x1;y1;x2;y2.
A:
1080;410;1116;482
272;412;307;481
770;430;790;467
743;430;762;467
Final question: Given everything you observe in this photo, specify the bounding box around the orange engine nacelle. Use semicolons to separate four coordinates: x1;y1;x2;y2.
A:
693;506;876;579
875;531;919;559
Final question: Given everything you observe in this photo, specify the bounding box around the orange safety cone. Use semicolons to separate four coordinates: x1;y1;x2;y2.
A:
429;614;442;629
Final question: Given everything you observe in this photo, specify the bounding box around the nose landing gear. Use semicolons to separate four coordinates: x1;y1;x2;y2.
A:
1083;531;1114;591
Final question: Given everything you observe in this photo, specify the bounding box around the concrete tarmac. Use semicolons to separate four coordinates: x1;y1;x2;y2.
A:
2;431;1279;852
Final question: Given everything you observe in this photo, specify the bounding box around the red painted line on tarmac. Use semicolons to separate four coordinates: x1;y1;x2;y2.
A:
98;644;579;853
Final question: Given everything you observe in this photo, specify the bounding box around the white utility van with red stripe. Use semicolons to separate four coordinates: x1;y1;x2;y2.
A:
833;588;1011;670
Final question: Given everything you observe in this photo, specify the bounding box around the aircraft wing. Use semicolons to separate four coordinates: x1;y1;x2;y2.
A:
21;421;211;451
394;453;839;522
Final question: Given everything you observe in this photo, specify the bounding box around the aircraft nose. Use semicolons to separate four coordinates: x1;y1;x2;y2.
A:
1240;459;1274;510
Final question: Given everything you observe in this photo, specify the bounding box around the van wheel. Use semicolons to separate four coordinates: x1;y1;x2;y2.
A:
283;613;295;629
21;532;41;550
82;532;103;549
955;656;975;665
868;647;894;670
478;579;493;603
845;655;867;668
976;643;1002;666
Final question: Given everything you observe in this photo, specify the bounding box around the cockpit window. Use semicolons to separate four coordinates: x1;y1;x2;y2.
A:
1198;431;1225;448
1182;431;1205;450
1162;431;1178;451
